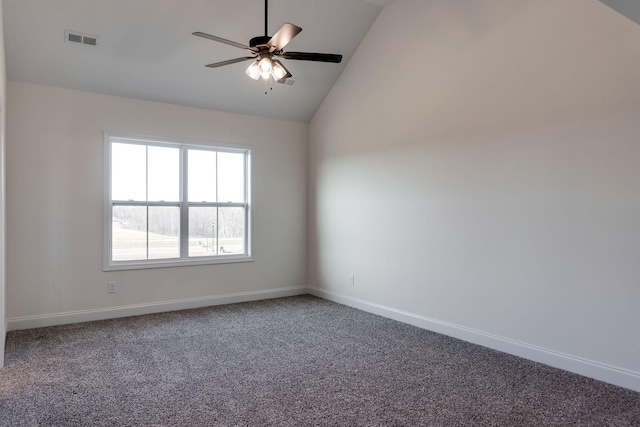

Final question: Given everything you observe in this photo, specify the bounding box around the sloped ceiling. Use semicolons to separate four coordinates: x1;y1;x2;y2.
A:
362;0;395;6
599;0;640;25
3;0;387;122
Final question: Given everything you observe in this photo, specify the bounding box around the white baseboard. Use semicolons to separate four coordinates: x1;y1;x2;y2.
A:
307;286;640;393
7;286;307;332
8;285;640;393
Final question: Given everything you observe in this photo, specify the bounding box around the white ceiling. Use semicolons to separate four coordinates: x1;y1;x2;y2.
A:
4;0;391;122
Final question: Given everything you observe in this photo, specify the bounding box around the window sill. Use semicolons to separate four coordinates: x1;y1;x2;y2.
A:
103;255;254;272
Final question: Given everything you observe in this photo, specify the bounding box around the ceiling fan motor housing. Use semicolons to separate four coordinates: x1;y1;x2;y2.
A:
250;36;272;48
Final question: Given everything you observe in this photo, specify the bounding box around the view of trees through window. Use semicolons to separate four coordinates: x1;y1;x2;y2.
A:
109;138;249;264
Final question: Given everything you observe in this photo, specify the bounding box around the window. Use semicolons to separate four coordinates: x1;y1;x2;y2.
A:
104;133;251;270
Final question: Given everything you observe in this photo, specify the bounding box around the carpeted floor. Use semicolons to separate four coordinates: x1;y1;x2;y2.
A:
1;295;639;426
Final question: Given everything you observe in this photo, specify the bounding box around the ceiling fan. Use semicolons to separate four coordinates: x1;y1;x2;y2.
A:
193;0;343;85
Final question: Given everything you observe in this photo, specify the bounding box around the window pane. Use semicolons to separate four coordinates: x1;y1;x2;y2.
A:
112;206;147;261
188;207;217;257
112;143;146;201
148;146;180;202
188;150;216;202
108;137;251;269
217;152;245;202
218;207;245;255
148;206;180;259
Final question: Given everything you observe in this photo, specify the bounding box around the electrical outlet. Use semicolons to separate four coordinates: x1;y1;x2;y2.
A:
107;281;118;294
348;274;355;286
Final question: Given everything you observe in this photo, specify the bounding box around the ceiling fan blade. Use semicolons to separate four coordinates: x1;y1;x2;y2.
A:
267;23;302;51
193;32;256;52
281;52;343;63
205;57;256;68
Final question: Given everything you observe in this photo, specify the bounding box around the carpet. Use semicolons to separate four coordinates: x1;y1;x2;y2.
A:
1;295;639;426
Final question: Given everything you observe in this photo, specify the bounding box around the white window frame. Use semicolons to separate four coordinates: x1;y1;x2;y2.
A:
103;132;253;271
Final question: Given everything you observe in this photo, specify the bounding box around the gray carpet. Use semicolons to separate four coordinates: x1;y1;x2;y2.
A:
1;295;639;426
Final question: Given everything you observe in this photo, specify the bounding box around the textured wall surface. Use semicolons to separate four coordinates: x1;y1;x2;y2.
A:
6;82;307;319
0;0;8;366
309;0;640;377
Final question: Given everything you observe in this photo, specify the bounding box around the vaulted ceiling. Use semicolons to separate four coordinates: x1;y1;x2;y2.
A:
4;0;393;122
599;0;640;25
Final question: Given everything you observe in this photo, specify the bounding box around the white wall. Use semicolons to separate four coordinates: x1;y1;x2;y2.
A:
0;0;7;366
6;82;307;326
309;0;640;390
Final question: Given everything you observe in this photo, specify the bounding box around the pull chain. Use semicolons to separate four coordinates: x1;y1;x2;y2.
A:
264;76;274;95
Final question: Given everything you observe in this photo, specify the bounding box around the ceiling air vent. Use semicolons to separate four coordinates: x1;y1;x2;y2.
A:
283;78;297;87
64;30;99;47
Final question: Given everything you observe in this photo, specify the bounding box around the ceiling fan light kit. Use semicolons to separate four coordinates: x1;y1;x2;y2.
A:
193;0;342;90
272;60;291;81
